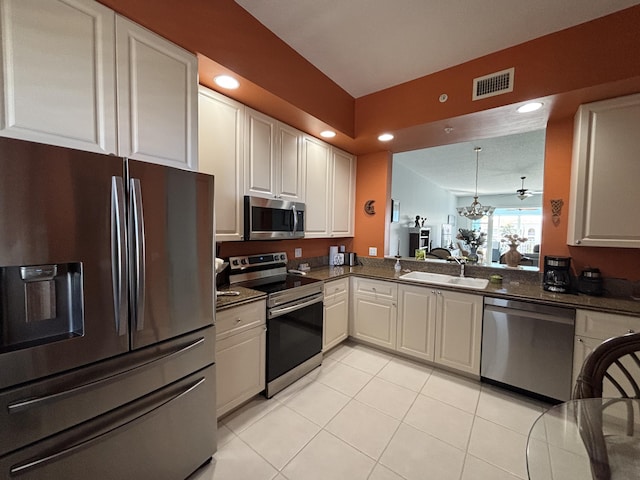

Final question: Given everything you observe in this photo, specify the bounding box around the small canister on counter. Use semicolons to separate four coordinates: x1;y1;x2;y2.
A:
578;267;603;296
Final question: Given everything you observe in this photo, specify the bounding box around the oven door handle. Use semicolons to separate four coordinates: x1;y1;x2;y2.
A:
269;293;323;319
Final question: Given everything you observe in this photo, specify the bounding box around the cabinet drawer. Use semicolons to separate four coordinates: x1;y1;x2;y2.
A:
353;278;397;300
324;278;349;297
216;300;266;338
575;309;640;340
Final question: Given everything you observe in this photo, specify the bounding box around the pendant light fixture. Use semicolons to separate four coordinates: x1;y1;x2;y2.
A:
457;147;495;220
516;176;533;200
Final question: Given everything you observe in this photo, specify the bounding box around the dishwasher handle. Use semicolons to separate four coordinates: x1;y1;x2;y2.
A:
484;303;575;326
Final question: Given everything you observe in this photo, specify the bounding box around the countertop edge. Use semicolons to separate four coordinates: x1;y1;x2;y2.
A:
215;266;640;316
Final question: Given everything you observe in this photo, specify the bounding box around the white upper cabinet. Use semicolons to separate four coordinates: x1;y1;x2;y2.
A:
0;0;117;153
568;93;640;248
331;148;356;237
304;136;356;238
115;15;198;170
0;0;198;170
303;136;331;237
198;86;245;241
244;108;303;201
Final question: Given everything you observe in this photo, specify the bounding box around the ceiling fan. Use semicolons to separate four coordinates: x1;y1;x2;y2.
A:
516;176;534;200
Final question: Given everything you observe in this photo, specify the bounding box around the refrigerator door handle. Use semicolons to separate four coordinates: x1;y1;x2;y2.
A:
8;377;207;476
130;178;146;332
111;177;128;336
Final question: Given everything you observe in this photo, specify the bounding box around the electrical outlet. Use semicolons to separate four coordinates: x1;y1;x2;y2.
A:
368;247;377;256
294;248;302;258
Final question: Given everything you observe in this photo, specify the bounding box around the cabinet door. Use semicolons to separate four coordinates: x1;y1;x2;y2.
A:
324;292;349;351
198;86;245;241
277;123;303;201
0;0;117;154
352;294;396;349
397;285;437;361
568;93;640;247
115;16;198;170
434;291;482;375
216;325;266;418
331;148;356;237
323;278;349;351
575;309;640;340
244;108;276;198
303;136;331;237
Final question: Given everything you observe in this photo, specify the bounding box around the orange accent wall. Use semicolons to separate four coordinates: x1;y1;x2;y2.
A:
542;118;640;280
353;151;392;258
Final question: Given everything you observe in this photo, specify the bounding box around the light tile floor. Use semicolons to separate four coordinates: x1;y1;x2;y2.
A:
190;341;551;480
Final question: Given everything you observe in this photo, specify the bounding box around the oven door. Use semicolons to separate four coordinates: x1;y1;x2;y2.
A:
266;292;323;384
244;196;305;240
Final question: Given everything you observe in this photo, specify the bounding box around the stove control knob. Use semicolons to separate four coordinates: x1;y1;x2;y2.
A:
280;254;286;260
232;260;239;266
241;259;247;265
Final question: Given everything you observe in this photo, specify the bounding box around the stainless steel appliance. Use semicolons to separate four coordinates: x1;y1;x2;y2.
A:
578;267;604;296
345;252;358;266
244;195;305;240
229;252;323;397
481;297;575;402
0;137;216;479
543;255;572;293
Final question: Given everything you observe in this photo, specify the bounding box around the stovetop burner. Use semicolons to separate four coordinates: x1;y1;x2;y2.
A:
249;274;321;295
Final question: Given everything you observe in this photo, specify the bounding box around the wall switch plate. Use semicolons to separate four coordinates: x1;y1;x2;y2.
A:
368;247;377;256
294;248;302;258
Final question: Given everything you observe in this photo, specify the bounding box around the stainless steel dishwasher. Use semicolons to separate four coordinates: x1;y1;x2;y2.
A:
481;297;575;402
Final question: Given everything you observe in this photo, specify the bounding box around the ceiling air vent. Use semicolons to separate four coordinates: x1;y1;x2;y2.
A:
472;67;514;100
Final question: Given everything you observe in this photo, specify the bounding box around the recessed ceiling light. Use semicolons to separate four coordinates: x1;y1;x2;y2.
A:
517;102;543;113
378;133;394;142
320;130;336;138
214;75;239;89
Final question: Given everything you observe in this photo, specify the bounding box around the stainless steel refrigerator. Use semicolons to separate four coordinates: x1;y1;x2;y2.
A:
0;137;216;478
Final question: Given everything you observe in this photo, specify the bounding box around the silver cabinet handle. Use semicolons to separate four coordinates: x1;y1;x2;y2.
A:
629;329;635;333
130;178;146;331
111;177;128;336
578;338;584;343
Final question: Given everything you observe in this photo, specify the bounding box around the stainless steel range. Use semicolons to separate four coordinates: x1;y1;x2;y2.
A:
229;252;323;397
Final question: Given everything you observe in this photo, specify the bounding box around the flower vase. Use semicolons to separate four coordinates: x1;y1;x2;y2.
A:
504;244;522;267
467;246;479;263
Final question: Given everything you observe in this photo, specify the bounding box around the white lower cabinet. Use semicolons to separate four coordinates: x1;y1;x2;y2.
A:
216;300;266;418
572;309;640;395
397;284;482;375
396;284;437;361
323;278;349;351
434;290;482;375
351;278;397;349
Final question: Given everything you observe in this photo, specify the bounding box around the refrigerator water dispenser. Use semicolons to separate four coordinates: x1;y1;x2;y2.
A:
0;263;84;353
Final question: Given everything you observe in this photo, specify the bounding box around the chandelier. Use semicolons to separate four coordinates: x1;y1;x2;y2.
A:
457;147;495;220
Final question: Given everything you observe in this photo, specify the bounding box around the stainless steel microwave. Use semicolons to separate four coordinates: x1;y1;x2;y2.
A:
244;196;305;240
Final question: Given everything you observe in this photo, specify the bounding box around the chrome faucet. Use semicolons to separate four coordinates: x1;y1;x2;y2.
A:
452;256;465;277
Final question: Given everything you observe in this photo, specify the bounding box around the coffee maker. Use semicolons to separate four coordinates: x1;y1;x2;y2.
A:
543;256;572;293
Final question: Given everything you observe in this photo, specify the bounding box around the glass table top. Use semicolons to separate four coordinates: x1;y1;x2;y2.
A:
526;398;640;480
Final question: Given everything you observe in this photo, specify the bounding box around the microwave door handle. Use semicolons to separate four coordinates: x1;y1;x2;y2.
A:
292;204;298;234
130;178;146;331
111;177;128;336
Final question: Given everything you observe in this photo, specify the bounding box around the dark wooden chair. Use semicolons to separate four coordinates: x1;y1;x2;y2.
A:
573;332;640;480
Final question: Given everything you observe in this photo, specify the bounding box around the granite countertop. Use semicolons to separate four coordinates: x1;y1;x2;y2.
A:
215;285;266;311
215;264;640;316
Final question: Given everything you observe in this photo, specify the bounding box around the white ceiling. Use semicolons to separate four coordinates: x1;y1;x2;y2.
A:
235;0;640;98
394;130;546;197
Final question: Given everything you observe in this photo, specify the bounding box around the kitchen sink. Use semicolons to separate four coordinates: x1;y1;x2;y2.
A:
398;271;489;290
